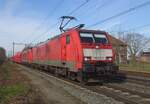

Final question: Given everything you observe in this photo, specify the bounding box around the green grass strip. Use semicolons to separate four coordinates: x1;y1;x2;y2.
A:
0;84;29;104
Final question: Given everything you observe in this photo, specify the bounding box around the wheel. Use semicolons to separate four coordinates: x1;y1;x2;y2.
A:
67;71;75;80
55;69;59;77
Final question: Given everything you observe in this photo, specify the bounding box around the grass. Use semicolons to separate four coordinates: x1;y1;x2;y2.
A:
1;64;10;80
0;84;29;104
0;62;37;104
119;62;150;72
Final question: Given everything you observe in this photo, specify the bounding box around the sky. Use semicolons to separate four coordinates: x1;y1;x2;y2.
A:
0;0;150;55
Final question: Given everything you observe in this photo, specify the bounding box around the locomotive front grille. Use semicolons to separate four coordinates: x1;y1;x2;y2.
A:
83;48;113;60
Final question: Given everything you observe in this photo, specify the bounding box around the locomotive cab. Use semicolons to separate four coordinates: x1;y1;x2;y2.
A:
79;30;114;62
77;29;118;82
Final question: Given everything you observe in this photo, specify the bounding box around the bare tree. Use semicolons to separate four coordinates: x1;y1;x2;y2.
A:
122;32;148;64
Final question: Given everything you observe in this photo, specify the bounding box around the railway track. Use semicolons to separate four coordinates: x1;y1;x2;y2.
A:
19;64;150;104
43;73;150;104
85;79;150;104
125;75;150;86
119;70;150;78
104;83;150;98
116;71;150;86
91;85;150;104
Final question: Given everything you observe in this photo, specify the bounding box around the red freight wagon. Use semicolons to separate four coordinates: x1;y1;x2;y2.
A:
21;29;118;82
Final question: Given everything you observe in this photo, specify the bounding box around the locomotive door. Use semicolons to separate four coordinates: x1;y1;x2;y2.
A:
61;36;67;64
61;35;70;64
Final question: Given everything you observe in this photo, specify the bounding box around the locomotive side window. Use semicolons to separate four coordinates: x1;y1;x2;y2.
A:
66;35;70;44
94;34;108;44
80;33;94;43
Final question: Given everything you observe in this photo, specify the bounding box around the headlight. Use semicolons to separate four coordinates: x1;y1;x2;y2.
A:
106;57;112;60
84;57;88;61
108;57;112;60
96;46;99;48
84;57;91;61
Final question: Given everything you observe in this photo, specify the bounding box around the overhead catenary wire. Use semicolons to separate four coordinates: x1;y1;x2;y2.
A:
23;0;65;43
109;23;150;33
77;0;114;18
36;0;65;30
30;0;91;44
30;21;60;44
87;1;150;28
124;23;150;32
108;23;150;53
67;0;90;15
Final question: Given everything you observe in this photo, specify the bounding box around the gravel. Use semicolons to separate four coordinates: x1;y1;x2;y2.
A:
19;65;124;104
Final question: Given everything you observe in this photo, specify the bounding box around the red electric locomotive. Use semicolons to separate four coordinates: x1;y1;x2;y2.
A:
18;16;118;83
22;47;33;64
12;52;22;64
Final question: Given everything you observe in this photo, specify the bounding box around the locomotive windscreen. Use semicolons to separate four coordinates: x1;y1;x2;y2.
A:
80;32;108;44
80;33;93;43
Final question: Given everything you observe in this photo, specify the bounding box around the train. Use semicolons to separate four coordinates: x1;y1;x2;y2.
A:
12;16;118;83
12;28;118;83
0;47;6;64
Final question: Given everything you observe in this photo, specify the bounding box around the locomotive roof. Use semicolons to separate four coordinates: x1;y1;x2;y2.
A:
32;29;107;47
79;29;106;34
